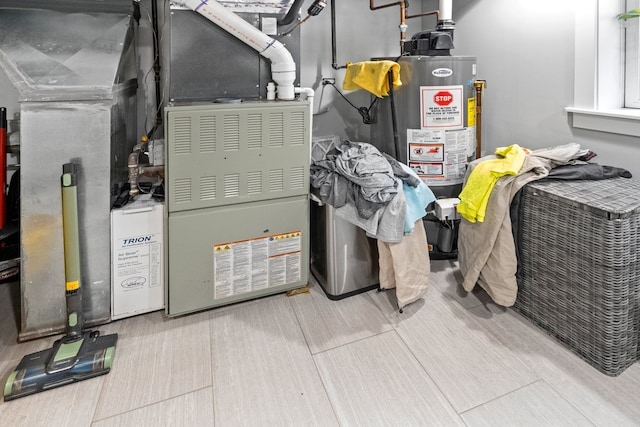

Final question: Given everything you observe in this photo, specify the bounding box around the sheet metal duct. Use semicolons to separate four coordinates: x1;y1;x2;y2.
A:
0;8;137;340
175;0;297;99
168;3;301;102
0;0;134;13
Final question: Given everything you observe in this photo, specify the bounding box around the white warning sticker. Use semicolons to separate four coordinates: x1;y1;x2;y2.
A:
420;85;464;129
407;127;474;186
213;231;302;299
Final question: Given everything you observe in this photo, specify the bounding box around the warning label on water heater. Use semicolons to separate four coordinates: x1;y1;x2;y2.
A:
213;231;302;299
407;128;474;186
420;85;464;129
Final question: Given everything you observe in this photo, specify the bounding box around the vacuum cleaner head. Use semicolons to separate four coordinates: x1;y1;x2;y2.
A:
4;331;117;401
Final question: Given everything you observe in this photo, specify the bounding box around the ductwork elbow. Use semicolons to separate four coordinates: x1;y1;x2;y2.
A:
176;0;297;100
266;42;296;100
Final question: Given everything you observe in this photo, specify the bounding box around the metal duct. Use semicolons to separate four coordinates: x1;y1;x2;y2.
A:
0;7;137;340
0;0;133;13
175;0;297;100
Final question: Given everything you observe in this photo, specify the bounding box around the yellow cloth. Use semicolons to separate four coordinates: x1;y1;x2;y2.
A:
343;60;402;98
457;144;527;223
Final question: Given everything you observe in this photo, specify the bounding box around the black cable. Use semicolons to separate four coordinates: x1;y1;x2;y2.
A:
324;81;378;124
280;1;327;37
387;69;401;159
132;0;141;24
278;0;307;26
146;0;162;140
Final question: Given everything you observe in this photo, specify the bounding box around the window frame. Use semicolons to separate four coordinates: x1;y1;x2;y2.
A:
566;0;640;137
624;0;640;108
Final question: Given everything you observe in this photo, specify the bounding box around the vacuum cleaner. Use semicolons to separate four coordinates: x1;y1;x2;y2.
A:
4;163;118;401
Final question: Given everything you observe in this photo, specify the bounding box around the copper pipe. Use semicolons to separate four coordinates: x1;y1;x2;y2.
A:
406;9;439;21
368;1;405;13
128;135;165;197
369;1;407;53
139;165;165;179
331;0;347;69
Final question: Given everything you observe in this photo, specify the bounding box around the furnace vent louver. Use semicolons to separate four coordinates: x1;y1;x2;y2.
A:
269;112;285;147
200;176;217;200
269;169;284;192
166;102;310;213
200;116;216;153
247;114;262;149
223;115;241;151
174;117;193;155
290;112;305;146
224;173;241;198
290;166;305;190
174;178;192;204
247;171;263;195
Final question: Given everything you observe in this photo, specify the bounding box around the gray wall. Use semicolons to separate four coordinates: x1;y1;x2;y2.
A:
299;0;640;178
298;0;426;142
451;0;640;177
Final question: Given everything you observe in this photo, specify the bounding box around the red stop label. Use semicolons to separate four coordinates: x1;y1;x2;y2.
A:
434;91;453;106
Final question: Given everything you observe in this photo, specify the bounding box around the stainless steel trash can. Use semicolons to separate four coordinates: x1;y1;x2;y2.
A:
310;201;379;299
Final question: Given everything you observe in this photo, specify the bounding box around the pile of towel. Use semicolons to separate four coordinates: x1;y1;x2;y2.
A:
457;142;633;307
310;137;434;243
310;136;435;308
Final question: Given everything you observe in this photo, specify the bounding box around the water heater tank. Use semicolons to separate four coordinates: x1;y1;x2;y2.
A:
372;55;477;199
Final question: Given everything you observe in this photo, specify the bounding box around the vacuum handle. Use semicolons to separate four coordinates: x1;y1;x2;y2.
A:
61;163;84;338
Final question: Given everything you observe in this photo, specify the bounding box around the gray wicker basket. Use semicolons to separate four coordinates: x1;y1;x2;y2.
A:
514;177;640;376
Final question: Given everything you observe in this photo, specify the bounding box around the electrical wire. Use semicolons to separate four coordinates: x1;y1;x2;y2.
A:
139;1;169;140
279;14;311;37
323;81;378;124
281;0;327;36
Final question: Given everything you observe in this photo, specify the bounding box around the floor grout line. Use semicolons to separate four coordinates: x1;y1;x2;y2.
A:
90;385;214;424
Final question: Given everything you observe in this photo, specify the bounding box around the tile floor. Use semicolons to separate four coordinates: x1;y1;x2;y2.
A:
0;260;639;426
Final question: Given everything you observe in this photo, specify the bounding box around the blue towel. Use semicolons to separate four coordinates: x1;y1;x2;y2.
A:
400;163;436;234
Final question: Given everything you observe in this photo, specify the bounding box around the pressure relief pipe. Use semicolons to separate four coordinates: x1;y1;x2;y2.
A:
175;0;297;100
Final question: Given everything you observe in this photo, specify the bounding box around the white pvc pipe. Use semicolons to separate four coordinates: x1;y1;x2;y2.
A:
439;0;453;21
294;87;314;163
176;0;297;100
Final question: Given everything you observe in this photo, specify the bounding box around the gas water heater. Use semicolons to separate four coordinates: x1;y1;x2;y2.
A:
372;19;477;259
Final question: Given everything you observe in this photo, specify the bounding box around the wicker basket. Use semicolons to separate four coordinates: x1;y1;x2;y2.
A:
514;178;640;376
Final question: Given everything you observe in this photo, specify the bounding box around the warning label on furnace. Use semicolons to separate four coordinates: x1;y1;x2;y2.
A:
213;231;302;299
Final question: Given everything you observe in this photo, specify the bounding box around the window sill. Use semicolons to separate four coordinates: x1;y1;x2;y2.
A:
566;107;640;137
